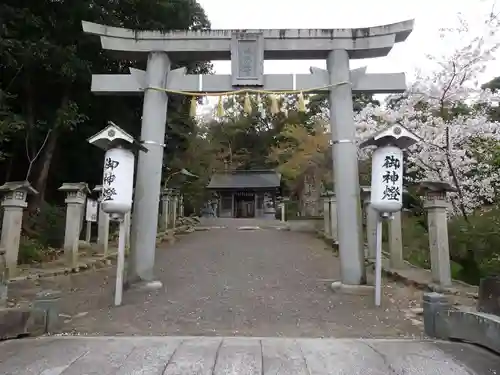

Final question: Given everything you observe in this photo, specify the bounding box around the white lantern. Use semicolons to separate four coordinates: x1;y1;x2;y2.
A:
100;147;135;214
370;145;403;213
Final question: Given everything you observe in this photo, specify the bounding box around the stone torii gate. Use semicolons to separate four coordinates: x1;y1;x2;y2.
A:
82;20;414;288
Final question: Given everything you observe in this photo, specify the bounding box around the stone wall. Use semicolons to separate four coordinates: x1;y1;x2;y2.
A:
423;292;500;355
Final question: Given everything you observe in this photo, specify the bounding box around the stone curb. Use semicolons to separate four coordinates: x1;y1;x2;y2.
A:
318;231;478;299
424;293;500;355
10;223;197;283
366;257;479;299
330;281;374;296
10;252;118;283
364;254;478;299
318;231;339;251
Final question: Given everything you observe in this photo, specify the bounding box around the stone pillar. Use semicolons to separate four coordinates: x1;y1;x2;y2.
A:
0;181;37;277
34;290;61;332
478;276;500;315
129;51;171;284
93;185;110;256
360;186;376;260
280;197;289;222
124;211;131;249
327;49;365;285
322;193;331;238
85;221;92;243
366;207;378;259
59;183;90;267
0;249;7;306
160;189;171;231
423;292;451;339
172;191;178;229
169;194;176;227
84;198;98;244
389;210;404;268
329;193;338;243
179;195;184;217
419;181;456;287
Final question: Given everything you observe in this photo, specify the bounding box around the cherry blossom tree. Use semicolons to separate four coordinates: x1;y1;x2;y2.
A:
356;3;500;217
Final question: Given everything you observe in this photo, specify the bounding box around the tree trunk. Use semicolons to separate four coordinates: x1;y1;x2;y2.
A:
31;92;69;207
32;129;58;206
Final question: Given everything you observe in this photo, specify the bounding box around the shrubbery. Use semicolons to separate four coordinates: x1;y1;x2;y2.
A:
18;202;66;264
402;208;500;285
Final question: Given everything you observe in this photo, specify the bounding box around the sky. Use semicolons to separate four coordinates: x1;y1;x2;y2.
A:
197;0;500;83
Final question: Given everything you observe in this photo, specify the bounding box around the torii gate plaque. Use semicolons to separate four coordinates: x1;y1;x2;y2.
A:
83;20;414;288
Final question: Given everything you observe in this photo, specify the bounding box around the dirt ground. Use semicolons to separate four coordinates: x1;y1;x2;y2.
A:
9;219;425;338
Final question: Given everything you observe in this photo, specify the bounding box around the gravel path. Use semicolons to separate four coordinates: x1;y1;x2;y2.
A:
10;219;424;338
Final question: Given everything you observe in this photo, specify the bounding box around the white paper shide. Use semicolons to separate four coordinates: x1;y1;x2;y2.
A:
370;145;403;213
100;148;135;214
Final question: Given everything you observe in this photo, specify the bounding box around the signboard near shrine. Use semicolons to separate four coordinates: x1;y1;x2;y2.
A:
231;32;264;87
86;199;98;222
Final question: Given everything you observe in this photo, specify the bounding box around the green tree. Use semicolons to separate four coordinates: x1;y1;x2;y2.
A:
0;0;212;247
0;0;211;203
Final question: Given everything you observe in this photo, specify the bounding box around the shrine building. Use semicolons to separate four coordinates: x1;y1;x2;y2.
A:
207;170;281;218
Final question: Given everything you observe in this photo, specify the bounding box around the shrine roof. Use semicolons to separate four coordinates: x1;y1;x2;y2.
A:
207;170;281;190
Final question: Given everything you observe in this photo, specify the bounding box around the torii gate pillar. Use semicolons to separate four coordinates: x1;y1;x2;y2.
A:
327;50;366;285
129;52;170;284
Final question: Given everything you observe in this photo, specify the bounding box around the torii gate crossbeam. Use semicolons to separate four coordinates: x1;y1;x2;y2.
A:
82;20;414;289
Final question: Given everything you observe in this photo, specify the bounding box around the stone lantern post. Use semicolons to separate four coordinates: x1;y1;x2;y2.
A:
0;181;38;277
59;182;90;267
179;195;184;218
418;181;456;287
321;191;333;239
160;188;172;231
93;185;110;256
321;191;331;238
276;197;289;223
328;192;338;244
171;189;179;229
360;186;377;260
388;208;404;269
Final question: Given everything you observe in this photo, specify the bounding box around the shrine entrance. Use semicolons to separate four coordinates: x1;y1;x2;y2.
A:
82;19;414;288
234;192;255;218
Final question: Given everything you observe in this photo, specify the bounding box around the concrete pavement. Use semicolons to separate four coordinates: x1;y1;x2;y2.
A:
0;336;499;374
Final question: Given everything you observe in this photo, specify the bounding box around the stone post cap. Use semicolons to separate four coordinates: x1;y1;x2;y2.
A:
58;182;91;194
0;181;38;195
93;185;103;193
417;181;456;195
423;291;449;303
321;190;335;197
360;186;371;200
161;188;176;196
35;290;62;300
